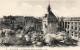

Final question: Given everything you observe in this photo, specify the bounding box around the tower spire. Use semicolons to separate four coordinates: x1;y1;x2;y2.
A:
48;0;51;13
48;0;51;9
49;0;50;6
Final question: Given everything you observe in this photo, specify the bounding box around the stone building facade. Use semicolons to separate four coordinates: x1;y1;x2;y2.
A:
24;16;42;32
63;17;80;41
3;15;25;29
2;15;42;32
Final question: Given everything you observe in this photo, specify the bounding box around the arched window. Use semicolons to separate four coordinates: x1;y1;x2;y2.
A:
45;24;47;28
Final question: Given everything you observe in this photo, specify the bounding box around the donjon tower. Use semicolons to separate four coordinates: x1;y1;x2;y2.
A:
42;2;59;34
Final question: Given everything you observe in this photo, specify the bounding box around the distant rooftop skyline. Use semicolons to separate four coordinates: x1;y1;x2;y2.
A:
0;0;80;18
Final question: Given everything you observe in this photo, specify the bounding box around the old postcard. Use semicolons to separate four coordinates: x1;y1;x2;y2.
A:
0;0;80;50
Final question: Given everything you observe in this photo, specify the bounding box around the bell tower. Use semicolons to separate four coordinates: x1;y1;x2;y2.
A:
42;1;59;34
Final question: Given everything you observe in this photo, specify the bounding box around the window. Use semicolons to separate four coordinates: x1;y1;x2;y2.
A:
79;35;80;38
79;33;80;38
79;23;80;25
74;32;77;37
45;24;47;28
68;25;69;28
65;22;67;28
72;31;73;33
71;26;73;29
71;22;73;25
75;32;77;34
75;27;77;30
75;35;77;37
75;22;77;25
68;22;70;24
79;27;80;31
72;34;73;36
79;33;80;35
67;31;69;33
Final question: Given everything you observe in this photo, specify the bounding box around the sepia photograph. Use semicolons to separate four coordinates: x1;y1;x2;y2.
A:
0;0;80;50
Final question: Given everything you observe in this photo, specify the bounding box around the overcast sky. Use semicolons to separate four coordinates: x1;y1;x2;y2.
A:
0;0;80;18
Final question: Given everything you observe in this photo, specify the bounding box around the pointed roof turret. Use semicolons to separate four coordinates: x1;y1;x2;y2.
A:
47;0;54;15
48;0;51;13
47;0;58;23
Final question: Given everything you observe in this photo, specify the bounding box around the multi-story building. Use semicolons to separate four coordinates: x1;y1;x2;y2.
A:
42;3;59;34
0;18;3;24
3;15;25;28
63;17;80;41
2;15;42;31
24;16;42;31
